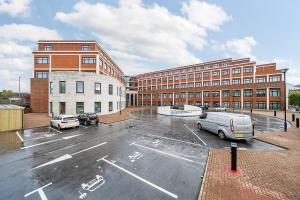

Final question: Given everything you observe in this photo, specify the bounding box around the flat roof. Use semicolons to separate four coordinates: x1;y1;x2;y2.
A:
0;104;25;110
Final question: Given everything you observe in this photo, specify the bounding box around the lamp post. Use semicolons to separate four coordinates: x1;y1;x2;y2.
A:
281;68;289;132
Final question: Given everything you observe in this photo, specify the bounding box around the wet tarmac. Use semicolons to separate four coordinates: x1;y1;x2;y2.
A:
0;109;286;200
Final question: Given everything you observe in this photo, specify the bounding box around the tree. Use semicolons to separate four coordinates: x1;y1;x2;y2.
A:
288;92;300;107
0;90;14;98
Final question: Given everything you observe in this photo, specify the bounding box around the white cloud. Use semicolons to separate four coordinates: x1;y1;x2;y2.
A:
225;37;257;58
55;0;230;72
0;0;31;17
182;0;232;31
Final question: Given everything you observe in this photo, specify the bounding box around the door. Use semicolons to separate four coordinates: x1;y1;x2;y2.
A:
59;102;66;114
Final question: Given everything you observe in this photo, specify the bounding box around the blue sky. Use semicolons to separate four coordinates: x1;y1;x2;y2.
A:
0;0;299;92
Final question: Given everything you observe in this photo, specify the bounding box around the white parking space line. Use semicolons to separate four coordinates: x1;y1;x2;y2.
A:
16;131;24;142
130;142;196;163
99;157;178;199
24;182;52;200
71;142;107;156
47;144;75;154
183;124;207;146
96;155;108;162
21;134;82;149
49;127;62;134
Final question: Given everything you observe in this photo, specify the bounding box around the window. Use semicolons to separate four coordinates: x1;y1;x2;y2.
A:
188;92;194;98
174;84;179;88
233;90;241;97
222;90;229;97
223;62;229;67
270;88;280;97
244;89;253;97
232;79;241;85
180;75;186;80
44;44;52;51
244;102;252;109
180;83;186;88
59;81;66;93
50;82;53;94
94;102;101;113
195;73;201;78
109;102;113;112
35;72;48;78
256;102;266;109
81;44;90;51
203;91;210;97
212;80;220;86
174;76;180;80
222;80;230;85
221;70;229;76
234;102;241;108
36;57;49;64
256;76;266;83
168;85;173;89
188;74;194;79
95;82;101;94
82;57;96;64
233;68;241;74
270;102;281;110
269;75;281;82
222;102;229;108
243;66;253;73
203;81;210;87
213;71;219;76
180;93;186;98
174;93;179;98
256;89;266;97
49;102;53;113
76;102;84;114
109;84;113;95
195;82;202;87
244;78;253;84
203;72;210;77
213;64;219;68
59;102;66;114
205;65;210;69
188;83;194;88
76;81;84;93
195;92;202;98
213;102;220;107
212;91;219;97
99;58;103;66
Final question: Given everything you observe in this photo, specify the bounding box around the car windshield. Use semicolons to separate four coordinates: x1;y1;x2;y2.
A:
63;117;76;121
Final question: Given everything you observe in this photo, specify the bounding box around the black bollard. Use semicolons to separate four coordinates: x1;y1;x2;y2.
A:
274;110;276;116
296;118;299;128
252;124;255;136
231;143;237;171
292;114;295;122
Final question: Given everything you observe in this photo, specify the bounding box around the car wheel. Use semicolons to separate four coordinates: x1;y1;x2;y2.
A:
58;125;61;131
198;123;202;130
218;130;225;140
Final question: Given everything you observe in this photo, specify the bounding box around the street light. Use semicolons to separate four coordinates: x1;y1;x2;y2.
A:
281;68;289;132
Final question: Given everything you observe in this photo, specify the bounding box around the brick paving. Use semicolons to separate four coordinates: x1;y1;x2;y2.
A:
24;113;52;129
98;107;144;124
199;110;300;200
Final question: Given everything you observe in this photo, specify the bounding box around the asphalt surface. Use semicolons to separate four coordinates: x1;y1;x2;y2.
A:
0;109;285;200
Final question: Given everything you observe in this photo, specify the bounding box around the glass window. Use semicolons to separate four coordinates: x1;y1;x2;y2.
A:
44;44;52;51
233;68;241;74
82;57;96;64
222;102;229;108
270;102;281;110
49;102;53;113
222;70;229;76
35;72;48;78
76;81;84;93
109;101;113;112
222;90;229;97
99;58;103;66
256;89;266;97
203;81;210;87
35;57;49;64
270;88;280;96
212;91;219;97
95;102;101;113
244;102;252;109
256;102;266;109
244;78;253;84
188;92;194;98
95;82;101;94
195;82;202;87
174;76;180;80
195;92;202;98
233;90;241;97
203;91;210;97
233;102;241;108
50;82;53;94
269;75;281;82
203;72;210;77
232;79;241;85
195;73;201;78
213;102;220;107
222;80;230;85
243;66;253;73
256;76;266;83
212;80;219;86
109;84;113;95
244;89;253;97
180;93;186;98
59;102;66;114
188;83;194;88
59;81;66;93
81;44;90;51
188;74;194;79
213;71;219;76
213;64;219;68
76;102;84;114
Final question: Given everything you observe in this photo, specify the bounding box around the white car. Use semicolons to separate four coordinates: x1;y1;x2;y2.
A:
197;112;253;141
50;115;79;130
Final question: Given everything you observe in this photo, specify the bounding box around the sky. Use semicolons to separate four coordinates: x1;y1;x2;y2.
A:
0;0;299;93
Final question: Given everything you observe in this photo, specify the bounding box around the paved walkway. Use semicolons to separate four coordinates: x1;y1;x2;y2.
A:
199;110;300;200
24;113;52;129
99;107;144;124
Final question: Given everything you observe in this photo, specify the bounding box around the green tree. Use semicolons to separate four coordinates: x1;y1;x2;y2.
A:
288;92;300;107
0;90;14;98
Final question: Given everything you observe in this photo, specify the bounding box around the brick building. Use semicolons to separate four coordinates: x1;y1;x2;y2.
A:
134;58;285;110
31;40;125;115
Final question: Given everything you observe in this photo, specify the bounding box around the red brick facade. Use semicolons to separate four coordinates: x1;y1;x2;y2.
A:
30;78;48;113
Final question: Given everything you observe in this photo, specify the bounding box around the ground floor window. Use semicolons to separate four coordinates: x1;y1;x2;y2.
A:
213;102;220;107
188;101;193;105
95;102;101;113
222;102;229;108
244;102;252;109
109;101;113;112
195;101;201;106
50;102;53;114
203;102;210;107
269;102;281;110
256;101;266;109
59;102;66;114
233;101;240;108
76;102;84;114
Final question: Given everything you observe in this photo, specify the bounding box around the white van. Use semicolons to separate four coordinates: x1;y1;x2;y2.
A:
197;112;253;140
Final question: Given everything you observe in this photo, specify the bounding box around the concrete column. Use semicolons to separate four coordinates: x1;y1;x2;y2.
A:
220;90;222;107
96;54;100;74
49;55;52;72
186;91;188;104
151;93;153;106
160;92;162;106
253;64;256;83
241;89;244;109
79;55;81;72
133;94;136;106
201;91;204;106
129;93;132;107
142;93;144;106
266;87;269;110
172;92;175;106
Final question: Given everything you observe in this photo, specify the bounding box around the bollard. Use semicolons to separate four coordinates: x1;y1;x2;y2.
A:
292;114;295;122
274;110;276;116
250;108;253;113
252;124;255;136
231;143;237;171
296;118;299;128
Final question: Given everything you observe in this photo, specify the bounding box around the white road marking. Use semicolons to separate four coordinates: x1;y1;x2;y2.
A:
21;134;82;149
96;155;108;162
131;142;195;163
24;134;56;142
49;127;62;134
16;131;24;142
183;124;207;146
24;182;52;200
71;142;107;156
48;144;75;154
99;157;178;199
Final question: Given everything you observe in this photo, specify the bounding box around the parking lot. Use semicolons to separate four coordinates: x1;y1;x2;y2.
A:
0;109;285;200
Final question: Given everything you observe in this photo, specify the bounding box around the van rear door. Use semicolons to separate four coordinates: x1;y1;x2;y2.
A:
232;116;252;136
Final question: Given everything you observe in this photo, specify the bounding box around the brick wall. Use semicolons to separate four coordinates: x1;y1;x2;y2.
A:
30;78;48;113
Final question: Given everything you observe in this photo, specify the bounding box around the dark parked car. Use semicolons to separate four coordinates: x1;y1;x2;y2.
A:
77;113;99;126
